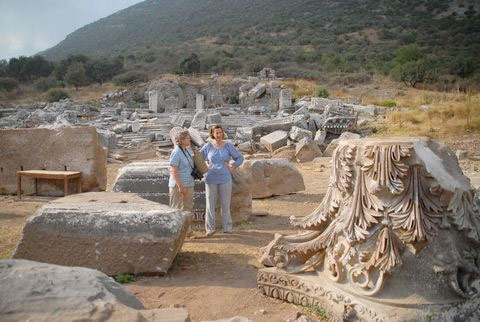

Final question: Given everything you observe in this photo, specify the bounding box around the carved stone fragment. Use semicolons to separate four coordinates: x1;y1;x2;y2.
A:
258;137;480;321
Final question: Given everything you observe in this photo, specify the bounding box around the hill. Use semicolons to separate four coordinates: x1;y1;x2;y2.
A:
33;0;480;79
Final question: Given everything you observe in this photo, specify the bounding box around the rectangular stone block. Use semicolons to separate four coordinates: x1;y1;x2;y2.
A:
0;127;107;195
148;90;159;113
196;94;205;111
260;130;288;152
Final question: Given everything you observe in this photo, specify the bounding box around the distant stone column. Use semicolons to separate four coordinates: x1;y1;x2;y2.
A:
196;94;205;111
148;90;159;113
279;88;293;113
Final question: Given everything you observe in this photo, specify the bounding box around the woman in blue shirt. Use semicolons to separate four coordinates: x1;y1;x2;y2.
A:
169;130;195;212
201;125;244;236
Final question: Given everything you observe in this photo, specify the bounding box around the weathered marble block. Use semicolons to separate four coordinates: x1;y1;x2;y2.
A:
112;161;206;207
258;137;480;321
0;259;190;322
13;192;190;275
112;161;252;226
242;158;305;198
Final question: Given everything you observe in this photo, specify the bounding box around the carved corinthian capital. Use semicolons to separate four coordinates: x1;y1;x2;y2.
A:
259;138;480;320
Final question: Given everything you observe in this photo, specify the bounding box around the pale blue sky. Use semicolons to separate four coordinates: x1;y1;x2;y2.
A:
0;0;143;60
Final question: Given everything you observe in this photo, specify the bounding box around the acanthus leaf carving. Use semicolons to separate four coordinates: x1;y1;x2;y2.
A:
447;189;480;242
367;226;403;273
362;145;410;195
390;166;443;243
341;169;383;242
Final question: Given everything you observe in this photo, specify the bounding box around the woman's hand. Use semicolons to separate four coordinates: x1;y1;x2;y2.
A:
178;184;186;195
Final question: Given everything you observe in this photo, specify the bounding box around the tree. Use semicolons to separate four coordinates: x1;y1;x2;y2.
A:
86;57;123;84
452;58;475;79
393;44;423;65
55;55;90;80
390;45;437;87
391;59;437;88
6;55;53;81
65;62;87;89
178;53;201;74
0;59;8;77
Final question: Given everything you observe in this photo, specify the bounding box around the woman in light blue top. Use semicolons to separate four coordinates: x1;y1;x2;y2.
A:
168;130;195;212
201;125;244;236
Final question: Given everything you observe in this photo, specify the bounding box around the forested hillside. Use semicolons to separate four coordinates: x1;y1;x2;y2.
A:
37;0;478;79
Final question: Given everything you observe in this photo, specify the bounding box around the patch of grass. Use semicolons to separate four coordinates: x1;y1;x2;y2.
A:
281;79;320;98
313;87;329;98
299;303;330;321
376;99;396;107
114;273;136;284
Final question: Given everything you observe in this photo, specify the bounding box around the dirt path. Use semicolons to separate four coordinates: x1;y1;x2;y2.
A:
1;150;480;321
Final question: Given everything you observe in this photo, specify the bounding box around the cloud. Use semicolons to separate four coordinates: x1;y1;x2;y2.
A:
0;0;142;60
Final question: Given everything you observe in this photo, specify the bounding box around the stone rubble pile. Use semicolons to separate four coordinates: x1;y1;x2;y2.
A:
0;70;385;162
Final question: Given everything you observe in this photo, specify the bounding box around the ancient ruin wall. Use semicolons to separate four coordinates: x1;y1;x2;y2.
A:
0;127;107;195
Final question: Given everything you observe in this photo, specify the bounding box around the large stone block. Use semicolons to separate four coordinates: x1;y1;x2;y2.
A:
97;129;117;151
112;161;206;207
13;192;190;275
279;88;293;110
191;111;207;130
0;127;107;195
295;137;323;163
259;137;480;321
242;158;305;198
0;259;190;322
323;131;361;156
289;126;312;142
235;127;253;143
112;162;252;226
252;115;308;138
260;130;288;152
248;83;266;99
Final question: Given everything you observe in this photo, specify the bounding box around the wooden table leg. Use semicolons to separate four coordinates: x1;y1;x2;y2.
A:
77;177;82;193
17;174;22;199
64;177;68;196
35;178;38;196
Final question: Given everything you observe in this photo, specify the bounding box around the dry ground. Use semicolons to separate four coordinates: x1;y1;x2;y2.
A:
1;144;480;321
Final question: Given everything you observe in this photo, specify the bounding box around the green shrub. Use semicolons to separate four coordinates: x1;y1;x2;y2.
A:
313;87;329;98
114;273;136;284
378;99;397;107
0;77;19;92
112;71;148;85
45;88;70;102
34;77;63;92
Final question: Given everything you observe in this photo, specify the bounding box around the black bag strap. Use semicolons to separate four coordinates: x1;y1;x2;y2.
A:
179;147;194;169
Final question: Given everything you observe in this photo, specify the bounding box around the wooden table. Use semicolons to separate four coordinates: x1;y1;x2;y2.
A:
17;170;82;199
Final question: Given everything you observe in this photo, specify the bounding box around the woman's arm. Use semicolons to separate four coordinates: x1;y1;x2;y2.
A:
200;143;213;168
227;143;244;168
170;166;185;194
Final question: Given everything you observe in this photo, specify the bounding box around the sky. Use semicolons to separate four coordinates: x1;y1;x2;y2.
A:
0;0;143;60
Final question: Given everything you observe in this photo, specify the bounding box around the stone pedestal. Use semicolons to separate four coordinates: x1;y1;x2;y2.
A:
279;88;294;113
196;94;205;111
148;90;159;113
258;137;480;321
